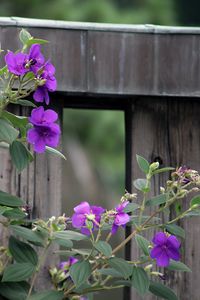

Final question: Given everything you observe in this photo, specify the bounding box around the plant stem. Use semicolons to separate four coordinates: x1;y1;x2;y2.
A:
26;242;51;299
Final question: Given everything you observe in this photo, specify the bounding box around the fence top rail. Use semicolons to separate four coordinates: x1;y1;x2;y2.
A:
1;17;200;98
1;17;200;35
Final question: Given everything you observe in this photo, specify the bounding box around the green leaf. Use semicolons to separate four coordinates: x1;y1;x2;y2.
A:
2;111;28;128
136;155;150;174
94;241;112;257
45;146;66;160
0;190;24;207
53;230;88;241
133;178;150;192
152;167;175;175
190;195;200;207
135;234;150;256
17;99;36;107
149;281;178;300
2;263;35;282
165;224;185;238
9;236;38;265
26;38;49;46
131;267;149;295
0;206;12;215
19;29;32;45
146;194;167;207
0;281;30;300
0;118;19;144
10;225;45;245
28;290;64;300
10;141;30;172
69;260;91;288
167;260;191;272
123;203;140;213
108;257;132;279
98;268;122;278
0;65;8;76
185;209;200;217
3;207;26;219
53;238;73;248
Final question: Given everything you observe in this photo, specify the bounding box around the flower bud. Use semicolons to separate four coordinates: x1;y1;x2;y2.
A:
191;204;199;209
160;187;165;194
149;162;159;171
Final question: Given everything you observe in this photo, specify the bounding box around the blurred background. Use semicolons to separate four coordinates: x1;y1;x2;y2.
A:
1;1;199;299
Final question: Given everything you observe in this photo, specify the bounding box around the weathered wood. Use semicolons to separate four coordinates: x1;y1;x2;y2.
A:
130;98;200;300
0;104;62;290
0;18;200;96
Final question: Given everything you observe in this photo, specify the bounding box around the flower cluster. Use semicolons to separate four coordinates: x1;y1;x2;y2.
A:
172;166;200;185
4;42;60;154
5;44;57;105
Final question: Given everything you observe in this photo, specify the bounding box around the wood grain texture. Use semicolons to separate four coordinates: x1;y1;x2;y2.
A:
1;19;200;96
0;104;62;290
130;98;200;300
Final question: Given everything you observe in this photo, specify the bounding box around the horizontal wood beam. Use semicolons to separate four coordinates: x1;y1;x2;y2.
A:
0;17;200;98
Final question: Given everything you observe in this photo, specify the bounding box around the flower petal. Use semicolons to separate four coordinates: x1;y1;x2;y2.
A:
156;250;170;267
74;202;90;214
33;137;46;153
167;235;181;249
166;247;180;261
111;224;118;235
114;212;130;226
150;245;163;259
33;87;46;103
152;232;167;245
91;206;105;215
72;213;86;228
81;227;91;236
43;109;58;123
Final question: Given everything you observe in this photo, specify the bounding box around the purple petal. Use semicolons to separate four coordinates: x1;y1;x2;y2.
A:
29;44;45;64
111;224;118;234
74;202;90;214
29;106;44;125
81;227;91;236
156;250;170;267
45;77;57;91
45;62;56;76
152;232;167;245
114;212;130;226
116;201;129;213
68;257;78;266
33;87;46;103
27;128;39;144
72;213;86;228
166;247;180;261
91;205;105;215
166;235;181;249
43;109;58;123
44;126;60;148
150;245;163;259
33;136;46;153
5;51;28;75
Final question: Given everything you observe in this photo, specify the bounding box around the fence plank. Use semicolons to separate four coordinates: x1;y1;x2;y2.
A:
130;98;200;300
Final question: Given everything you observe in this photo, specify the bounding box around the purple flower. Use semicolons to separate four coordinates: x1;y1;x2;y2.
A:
5;51;28;76
33;62;57;105
150;232;181;267
28;44;45;73
27;106;60;153
111;201;130;234
72;202;105;235
59;257;78;273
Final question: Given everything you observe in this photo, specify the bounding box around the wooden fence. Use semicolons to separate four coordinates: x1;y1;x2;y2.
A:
1;17;200;300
